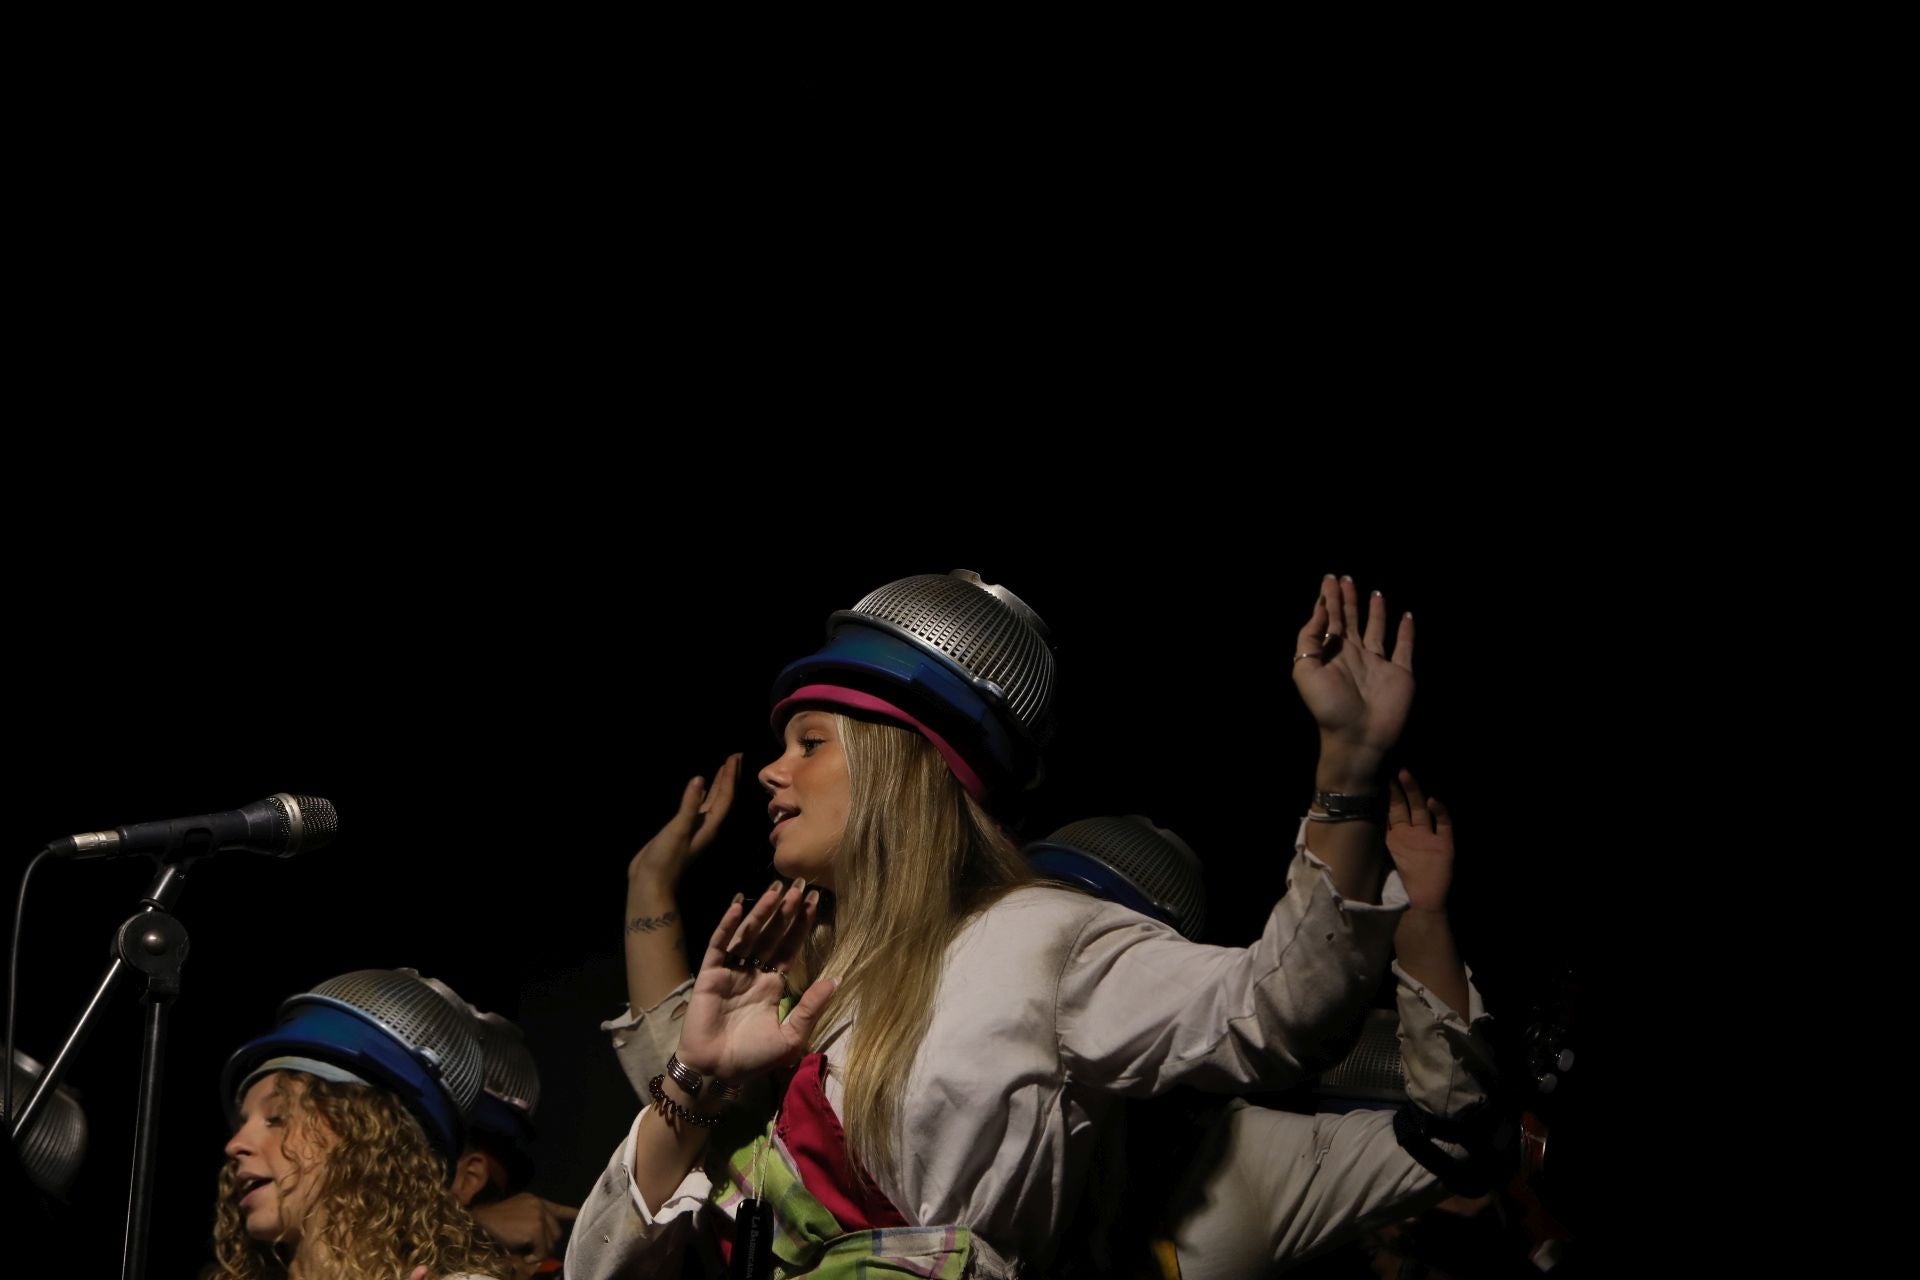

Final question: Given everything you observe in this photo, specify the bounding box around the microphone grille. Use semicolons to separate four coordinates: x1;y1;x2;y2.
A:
275;794;339;854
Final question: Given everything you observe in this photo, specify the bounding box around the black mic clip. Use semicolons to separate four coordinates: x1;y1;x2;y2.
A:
117;910;189;1000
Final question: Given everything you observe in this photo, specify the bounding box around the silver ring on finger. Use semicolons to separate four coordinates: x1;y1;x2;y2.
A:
1292;649;1321;665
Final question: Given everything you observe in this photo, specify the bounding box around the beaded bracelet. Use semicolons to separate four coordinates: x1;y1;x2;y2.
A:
648;1072;724;1128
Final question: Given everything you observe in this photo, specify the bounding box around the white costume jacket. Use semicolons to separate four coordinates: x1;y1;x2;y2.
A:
571;821;1488;1277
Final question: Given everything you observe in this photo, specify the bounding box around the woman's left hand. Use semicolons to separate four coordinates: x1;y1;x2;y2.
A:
1384;768;1453;912
677;880;837;1085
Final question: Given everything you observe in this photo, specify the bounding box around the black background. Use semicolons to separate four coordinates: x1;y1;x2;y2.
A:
5;530;1597;1273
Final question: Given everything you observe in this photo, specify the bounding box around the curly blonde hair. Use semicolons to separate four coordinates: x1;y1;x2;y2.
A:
211;1071;508;1280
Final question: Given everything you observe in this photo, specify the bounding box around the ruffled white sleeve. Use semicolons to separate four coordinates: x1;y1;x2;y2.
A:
564;1107;721;1280
1169;966;1497;1280
599;978;694;1103
1056;818;1406;1095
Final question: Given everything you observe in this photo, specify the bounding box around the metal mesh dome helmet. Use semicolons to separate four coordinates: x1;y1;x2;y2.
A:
221;969;486;1164
1026;815;1208;941
412;976;540;1116
467;1012;540;1193
771;570;1058;801
1312;1009;1408;1104
415;975;542;1192
4;1049;88;1200
472;1012;540;1116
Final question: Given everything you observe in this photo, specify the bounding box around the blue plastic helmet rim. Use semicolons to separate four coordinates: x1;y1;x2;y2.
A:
1026;846;1185;936
772;625;1029;786
222;1003;465;1163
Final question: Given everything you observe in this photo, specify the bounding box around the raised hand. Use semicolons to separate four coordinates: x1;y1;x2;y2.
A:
1383;767;1468;1018
1291;575;1415;780
675;879;838;1084
625;755;742;1014
1385;768;1453;913
628;753;742;894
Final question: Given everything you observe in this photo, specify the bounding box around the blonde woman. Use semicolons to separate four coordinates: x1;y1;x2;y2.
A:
573;571;1426;1278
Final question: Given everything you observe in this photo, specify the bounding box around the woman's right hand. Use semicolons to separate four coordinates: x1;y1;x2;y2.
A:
628;753;742;895
623;757;740;1015
676;879;839;1084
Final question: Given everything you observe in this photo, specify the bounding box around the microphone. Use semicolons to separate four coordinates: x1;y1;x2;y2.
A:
47;793;338;860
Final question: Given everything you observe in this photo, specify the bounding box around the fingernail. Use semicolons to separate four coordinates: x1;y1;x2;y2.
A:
1372;589;1382;597
1404;610;1413;619
1341;574;1353;583
805;889;820;907
768;879;783;895
792;877;807;895
731;892;745;905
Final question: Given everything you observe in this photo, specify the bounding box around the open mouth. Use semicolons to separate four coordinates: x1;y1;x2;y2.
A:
235;1174;272;1207
769;803;799;841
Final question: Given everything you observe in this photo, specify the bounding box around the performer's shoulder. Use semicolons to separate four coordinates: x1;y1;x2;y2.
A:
970;881;1111;936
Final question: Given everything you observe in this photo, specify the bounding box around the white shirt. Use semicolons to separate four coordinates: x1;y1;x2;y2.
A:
571;820;1410;1277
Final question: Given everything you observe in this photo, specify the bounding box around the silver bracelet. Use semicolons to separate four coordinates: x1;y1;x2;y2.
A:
1307;790;1385;823
666;1052;743;1103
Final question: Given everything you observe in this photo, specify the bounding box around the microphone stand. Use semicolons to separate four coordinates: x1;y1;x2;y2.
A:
10;848;197;1280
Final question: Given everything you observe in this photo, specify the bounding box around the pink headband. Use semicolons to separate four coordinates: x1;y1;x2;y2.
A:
772;683;988;801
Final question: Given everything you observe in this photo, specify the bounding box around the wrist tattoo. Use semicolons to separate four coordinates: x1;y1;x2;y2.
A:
626;909;680;935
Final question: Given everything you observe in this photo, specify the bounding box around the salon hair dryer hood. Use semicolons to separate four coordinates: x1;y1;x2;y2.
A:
221;969;487;1164
771;570;1059;796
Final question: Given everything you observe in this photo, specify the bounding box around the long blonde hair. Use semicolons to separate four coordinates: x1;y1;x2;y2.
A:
211;1072;508;1280
806;714;1033;1184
